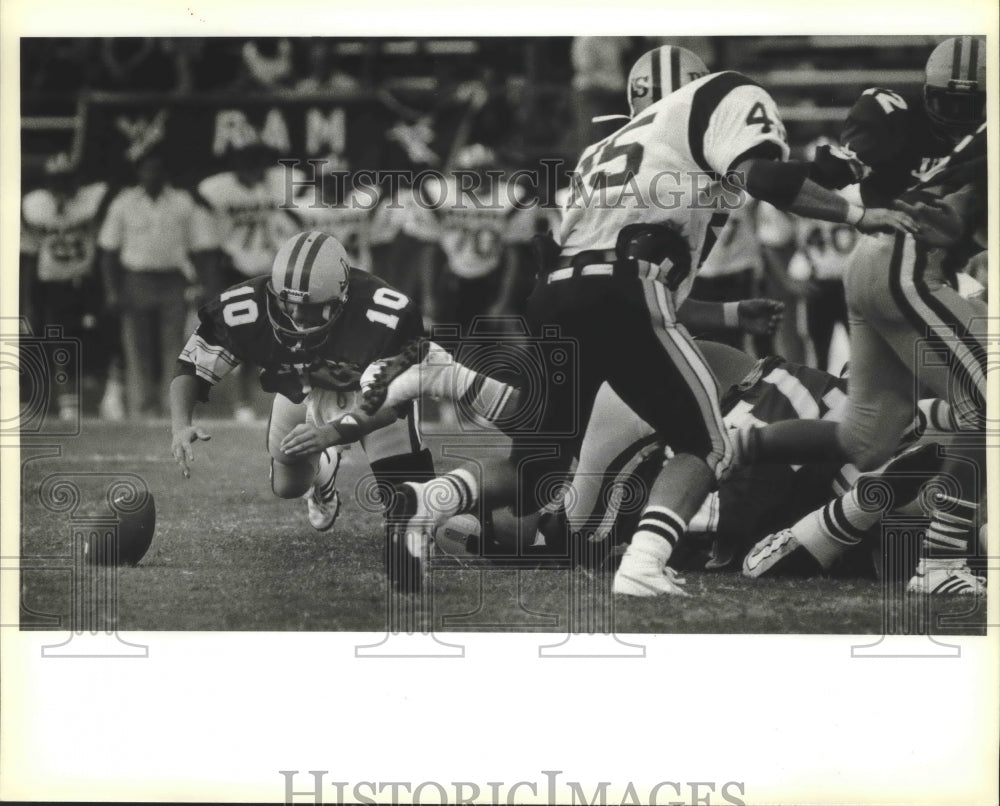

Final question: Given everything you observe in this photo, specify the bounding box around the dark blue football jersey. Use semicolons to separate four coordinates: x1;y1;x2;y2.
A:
840;88;956;206
176;269;422;403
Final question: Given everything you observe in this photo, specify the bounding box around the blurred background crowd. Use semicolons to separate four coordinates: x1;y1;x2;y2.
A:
20;35;947;421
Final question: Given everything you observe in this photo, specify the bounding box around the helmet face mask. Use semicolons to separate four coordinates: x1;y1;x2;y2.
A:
267;231;351;352
923;85;986;136
923;36;986;138
266;288;346;351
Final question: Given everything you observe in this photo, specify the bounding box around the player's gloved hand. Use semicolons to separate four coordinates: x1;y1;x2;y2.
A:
280;422;343;457
855;207;919;236
359;340;423;415
171;425;211;479
738;298;785;336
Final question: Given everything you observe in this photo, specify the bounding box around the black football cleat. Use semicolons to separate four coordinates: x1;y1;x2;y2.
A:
385;482;429;594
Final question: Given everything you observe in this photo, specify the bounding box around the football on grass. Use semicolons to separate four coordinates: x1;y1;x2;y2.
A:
85;490;156;566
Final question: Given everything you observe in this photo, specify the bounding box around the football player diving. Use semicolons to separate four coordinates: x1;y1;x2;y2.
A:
169;231;436;590
361;43;917;597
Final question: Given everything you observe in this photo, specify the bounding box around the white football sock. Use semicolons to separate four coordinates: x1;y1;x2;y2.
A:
793;486;876;569
621;507;684;570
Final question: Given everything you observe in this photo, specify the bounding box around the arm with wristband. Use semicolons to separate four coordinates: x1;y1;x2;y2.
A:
729;157;916;235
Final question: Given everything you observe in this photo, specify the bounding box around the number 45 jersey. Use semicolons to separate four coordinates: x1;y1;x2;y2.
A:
176;269;422;403
559;71;789;307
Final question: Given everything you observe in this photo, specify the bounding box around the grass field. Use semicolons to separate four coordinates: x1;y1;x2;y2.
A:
19;418;987;636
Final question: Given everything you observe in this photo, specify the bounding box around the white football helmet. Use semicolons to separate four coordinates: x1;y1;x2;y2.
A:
267;231;351;351
924;36;986;137
627;46;709;117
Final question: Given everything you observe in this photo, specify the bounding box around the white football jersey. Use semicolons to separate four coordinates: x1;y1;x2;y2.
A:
198;167;306;277
696;194;763;278
410;176;533;280
560;71;788;307
21;183;108;282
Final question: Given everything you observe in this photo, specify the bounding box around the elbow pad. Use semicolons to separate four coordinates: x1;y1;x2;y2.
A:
744;159;811;209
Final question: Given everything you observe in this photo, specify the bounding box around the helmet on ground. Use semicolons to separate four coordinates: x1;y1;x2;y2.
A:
924;36;986;137
627;46;709;117
267;231;351;351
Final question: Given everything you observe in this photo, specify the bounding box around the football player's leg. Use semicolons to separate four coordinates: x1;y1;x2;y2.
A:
835;316;916;471
744;442;946;578
361;403;437;591
267;394;320;499
566;383;660;537
869;242;987;593
693;340;758;393
608;283;729;595
360;340;521;425
743;245;914;471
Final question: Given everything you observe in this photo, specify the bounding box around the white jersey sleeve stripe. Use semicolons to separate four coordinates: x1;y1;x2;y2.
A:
179;334;240;385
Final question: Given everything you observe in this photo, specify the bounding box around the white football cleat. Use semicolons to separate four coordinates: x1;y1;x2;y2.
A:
613;565;690;597
906;559;986;595
305;451;342;532
743;528;822;578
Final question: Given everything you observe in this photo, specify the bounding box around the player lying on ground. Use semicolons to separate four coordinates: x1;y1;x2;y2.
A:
364;337;957;592
169;231;435;591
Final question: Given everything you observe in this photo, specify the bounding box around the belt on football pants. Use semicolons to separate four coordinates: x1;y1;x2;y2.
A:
545;249;659;284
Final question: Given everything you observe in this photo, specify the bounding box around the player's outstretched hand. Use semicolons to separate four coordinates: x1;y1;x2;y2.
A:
892;198;965;247
856;207;919;236
280;422;342;457
171;425;211;479
738;298;784;336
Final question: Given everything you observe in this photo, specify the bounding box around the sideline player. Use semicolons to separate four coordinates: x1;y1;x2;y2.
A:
169;231;435;590
20;152;121;418
409;144;533;332
371;44;915;596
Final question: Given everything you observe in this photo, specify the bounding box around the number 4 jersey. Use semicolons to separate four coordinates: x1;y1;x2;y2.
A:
559;71;789;306
176;270;422;403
